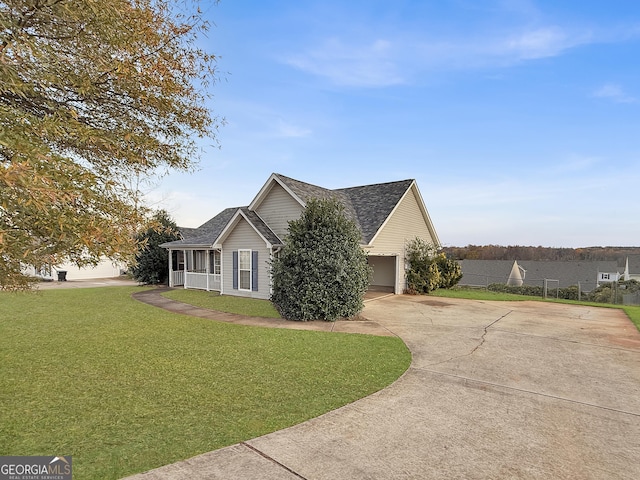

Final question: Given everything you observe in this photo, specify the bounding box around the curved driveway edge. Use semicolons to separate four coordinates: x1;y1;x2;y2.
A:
124;295;640;480
132;287;396;336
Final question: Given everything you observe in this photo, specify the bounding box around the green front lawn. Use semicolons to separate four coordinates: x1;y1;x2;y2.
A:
162;288;281;318
0;287;410;479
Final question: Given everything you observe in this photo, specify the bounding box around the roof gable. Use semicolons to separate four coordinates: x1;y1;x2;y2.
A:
163;173;439;250
371;181;440;246
249;173;438;245
337;179;414;244
248;173;307;211
161;207;239;248
215;208;282;248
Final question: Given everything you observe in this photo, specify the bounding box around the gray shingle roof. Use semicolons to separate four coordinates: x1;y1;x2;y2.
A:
337;180;414;244
177;226;198;239
161;207;283;249
273;174;336;203
163;173;417;249
161;207;239;248
275;173;413;244
240;208;282;246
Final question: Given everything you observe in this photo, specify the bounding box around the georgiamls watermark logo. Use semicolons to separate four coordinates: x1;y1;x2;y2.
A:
0;456;72;480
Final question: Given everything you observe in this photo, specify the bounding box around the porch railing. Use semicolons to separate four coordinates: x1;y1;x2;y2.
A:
184;272;221;291
171;270;185;286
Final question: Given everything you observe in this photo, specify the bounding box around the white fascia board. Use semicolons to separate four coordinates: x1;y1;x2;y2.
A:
411;181;441;247
248;173;306;211
161;242;214;250
367;180;441;248
215;209;273;249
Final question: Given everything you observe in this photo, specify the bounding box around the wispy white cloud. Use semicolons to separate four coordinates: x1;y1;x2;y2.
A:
278;0;640;90
275;119;312;138
416;25;592;67
285;37;405;87
501;26;588;59
283;24;596;87
592;83;637;103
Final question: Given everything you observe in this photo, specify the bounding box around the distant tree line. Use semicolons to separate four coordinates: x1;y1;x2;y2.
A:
443;245;640;262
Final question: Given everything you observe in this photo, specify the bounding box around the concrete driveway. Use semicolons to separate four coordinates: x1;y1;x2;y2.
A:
126;296;640;479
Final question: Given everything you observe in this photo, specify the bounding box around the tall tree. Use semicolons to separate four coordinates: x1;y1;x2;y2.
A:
0;0;220;289
129;210;179;285
271;198;372;322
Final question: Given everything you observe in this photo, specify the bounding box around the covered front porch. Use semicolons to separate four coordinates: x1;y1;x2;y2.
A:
169;249;222;292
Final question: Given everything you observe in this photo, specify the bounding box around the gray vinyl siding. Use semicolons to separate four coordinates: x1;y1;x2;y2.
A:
222;218;271;300
369;186;435;292
254;183;303;240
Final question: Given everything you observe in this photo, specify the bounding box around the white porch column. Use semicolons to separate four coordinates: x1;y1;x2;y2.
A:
183;250;187;289
168;249;174;287
206;249;210;291
220;248;223;295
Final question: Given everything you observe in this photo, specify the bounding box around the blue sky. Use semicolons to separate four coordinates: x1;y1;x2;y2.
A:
151;0;640;248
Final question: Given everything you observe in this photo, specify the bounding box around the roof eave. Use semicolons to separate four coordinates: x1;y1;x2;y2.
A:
161;242;214;249
215;209;281;248
248;173;306;211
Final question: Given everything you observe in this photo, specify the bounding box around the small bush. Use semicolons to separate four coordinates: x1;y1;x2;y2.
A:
488;283;543;297
434;253;463;289
557;285;580;300
405;238;462;294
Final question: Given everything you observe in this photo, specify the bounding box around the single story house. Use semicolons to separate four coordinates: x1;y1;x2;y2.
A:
161;173;440;299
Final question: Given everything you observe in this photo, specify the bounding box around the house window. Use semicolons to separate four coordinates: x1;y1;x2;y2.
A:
233;250;258;291
239;249;251;290
209;250;221;275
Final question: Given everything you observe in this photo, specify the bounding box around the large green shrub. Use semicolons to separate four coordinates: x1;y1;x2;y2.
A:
129;210;180;285
405;238;462;294
270;198;372;321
